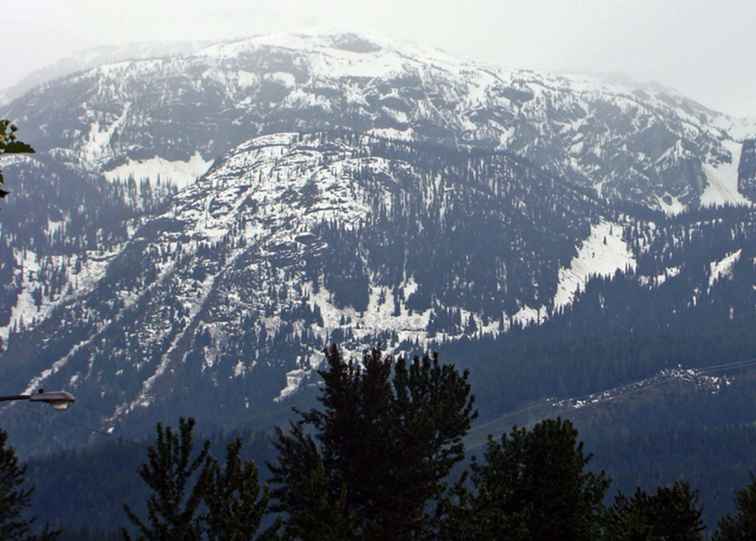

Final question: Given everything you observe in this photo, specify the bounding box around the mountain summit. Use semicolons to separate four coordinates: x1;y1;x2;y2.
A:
4;32;755;210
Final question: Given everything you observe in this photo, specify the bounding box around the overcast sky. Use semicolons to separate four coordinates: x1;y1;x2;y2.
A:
5;0;756;116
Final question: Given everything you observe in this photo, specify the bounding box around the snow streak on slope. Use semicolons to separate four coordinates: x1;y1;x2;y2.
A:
104;152;212;189
502;221;635;327
709;250;742;287
701;141;751;207
639;266;682;287
0;249;118;347
554;221;635;310
79;103;130;166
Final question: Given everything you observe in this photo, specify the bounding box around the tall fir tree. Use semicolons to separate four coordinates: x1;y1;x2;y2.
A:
269;345;476;541
123;418;211;541
202;438;276;541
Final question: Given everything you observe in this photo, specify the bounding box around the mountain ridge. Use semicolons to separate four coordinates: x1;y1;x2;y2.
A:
4;32;755;212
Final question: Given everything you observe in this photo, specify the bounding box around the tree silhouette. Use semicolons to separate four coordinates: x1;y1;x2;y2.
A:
0;120;34;199
713;474;756;541
0;429;58;540
123;418;211;541
269;346;476;540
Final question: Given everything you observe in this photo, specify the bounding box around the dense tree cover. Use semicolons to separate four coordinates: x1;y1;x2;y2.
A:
440;205;756;419
10;347;756;539
2;130;753;460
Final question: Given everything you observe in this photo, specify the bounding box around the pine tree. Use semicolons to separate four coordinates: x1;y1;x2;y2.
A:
123;418;211;541
0;429;58;541
202;438;276;541
442;418;609;541
604;481;705;541
269;345;476;540
713;474;756;541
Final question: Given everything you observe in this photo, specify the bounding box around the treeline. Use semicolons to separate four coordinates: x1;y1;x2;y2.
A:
5;347;756;540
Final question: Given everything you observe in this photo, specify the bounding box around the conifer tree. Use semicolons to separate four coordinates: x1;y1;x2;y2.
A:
202;438;276;541
123;418;211;541
442;418;608;541
0;429;58;541
604;481;705;541
713;474;756;541
124;419;273;541
269;345;476;540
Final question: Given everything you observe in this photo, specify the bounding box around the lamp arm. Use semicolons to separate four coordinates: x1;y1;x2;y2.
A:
0;395;30;402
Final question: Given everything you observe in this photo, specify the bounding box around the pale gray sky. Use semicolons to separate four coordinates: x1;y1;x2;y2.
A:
5;0;756;116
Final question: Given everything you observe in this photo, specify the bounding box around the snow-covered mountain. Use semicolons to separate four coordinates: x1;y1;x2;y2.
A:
0;33;755;454
0;40;215;107
4;32;755;211
0;131;612;446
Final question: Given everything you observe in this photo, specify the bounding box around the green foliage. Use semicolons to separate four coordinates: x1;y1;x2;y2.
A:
442;418;609;541
203;438;276;541
713;474;756;541
603;481;705;541
269;346;477;540
0;429;57;541
0;120;34;198
123;418;211;541
123;419;273;541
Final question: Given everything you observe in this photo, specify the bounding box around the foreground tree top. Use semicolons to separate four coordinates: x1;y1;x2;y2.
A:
0;120;34;199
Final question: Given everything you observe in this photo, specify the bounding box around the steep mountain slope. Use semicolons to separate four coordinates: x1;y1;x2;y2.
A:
442;204;756;419
0;33;754;459
3;32;754;211
0;131;627;453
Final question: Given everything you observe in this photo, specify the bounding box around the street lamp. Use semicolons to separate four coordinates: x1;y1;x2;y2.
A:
0;389;76;411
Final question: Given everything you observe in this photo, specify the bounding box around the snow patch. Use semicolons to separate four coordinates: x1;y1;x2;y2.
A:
104;152;212;189
701;141;751;207
655;194;686;216
275;368;307;402
80;103;130;165
554;221;635;310
640;266;681;287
